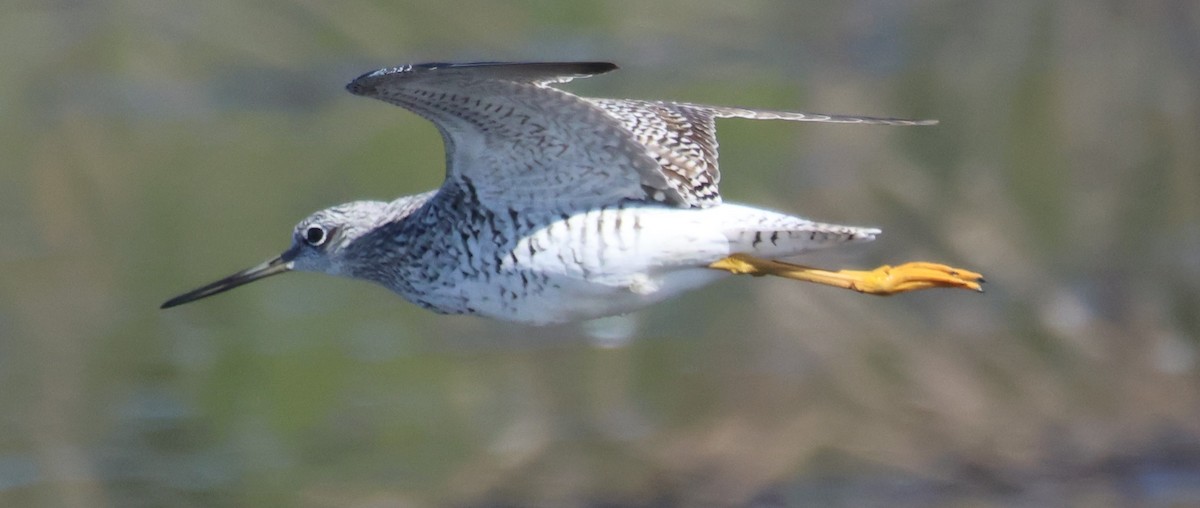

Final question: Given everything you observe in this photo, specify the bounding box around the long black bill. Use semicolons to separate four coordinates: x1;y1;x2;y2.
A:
161;255;293;309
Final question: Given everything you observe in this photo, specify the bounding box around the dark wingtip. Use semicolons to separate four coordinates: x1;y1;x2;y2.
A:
346;61;618;95
576;61;618;74
413;61;617;74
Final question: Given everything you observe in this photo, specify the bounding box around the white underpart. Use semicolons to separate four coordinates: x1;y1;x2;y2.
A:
454;203;878;325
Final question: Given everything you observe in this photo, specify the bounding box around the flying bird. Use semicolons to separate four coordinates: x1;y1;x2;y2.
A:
162;61;982;325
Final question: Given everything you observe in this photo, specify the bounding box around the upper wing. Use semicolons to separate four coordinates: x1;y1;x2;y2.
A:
347;61;937;211
587;99;937;208
346;62;690;211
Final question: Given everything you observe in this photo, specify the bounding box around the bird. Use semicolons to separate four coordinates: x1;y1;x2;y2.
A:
161;61;983;325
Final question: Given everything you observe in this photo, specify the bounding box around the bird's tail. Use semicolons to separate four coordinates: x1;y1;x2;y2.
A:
707;206;985;295
725;218;880;259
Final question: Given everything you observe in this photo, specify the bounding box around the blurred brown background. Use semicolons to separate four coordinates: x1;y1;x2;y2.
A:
3;1;1199;506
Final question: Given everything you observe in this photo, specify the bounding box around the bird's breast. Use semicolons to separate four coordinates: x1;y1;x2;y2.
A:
386;204;735;324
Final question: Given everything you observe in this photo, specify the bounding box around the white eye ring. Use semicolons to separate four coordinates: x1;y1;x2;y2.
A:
303;225;327;246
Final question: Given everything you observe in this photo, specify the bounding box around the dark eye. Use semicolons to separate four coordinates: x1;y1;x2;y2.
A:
303;225;327;246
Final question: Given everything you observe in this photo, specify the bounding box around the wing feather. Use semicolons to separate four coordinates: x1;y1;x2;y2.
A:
588;99;936;208
347;61;937;211
347;62;688;210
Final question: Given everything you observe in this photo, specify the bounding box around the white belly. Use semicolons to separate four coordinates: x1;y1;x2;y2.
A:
452;205;750;325
401;203;824;325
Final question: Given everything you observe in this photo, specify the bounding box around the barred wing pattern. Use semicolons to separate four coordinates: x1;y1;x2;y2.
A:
588;99;938;208
346;62;688;211
347;61;936;211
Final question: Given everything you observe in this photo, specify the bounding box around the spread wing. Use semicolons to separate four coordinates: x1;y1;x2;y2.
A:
346;61;937;211
346;61;688;211
587;99;937;208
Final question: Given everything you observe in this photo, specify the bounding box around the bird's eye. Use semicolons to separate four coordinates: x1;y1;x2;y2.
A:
303;225;327;246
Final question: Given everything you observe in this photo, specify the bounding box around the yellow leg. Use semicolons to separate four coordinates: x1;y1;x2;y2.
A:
708;254;984;295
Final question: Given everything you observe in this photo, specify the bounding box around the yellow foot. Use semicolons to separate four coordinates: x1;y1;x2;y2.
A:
708;254;985;295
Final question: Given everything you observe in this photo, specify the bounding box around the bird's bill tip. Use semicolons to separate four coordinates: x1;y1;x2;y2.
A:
161;256;293;309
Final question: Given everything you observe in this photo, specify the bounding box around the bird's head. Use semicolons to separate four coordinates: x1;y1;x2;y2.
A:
161;201;390;308
287;201;392;275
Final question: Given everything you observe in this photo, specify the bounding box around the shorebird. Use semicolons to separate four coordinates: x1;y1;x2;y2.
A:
162;61;982;325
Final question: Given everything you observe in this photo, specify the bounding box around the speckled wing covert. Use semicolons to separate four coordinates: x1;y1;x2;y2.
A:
346;61;935;211
347;61;683;211
587;99;936;207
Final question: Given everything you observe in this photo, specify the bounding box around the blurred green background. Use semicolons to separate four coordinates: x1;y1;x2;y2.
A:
4;0;1199;506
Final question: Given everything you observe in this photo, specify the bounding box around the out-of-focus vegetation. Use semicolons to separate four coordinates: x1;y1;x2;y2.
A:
3;1;1198;506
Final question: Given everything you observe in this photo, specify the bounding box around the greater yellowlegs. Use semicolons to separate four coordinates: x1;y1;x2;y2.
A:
162;61;982;325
